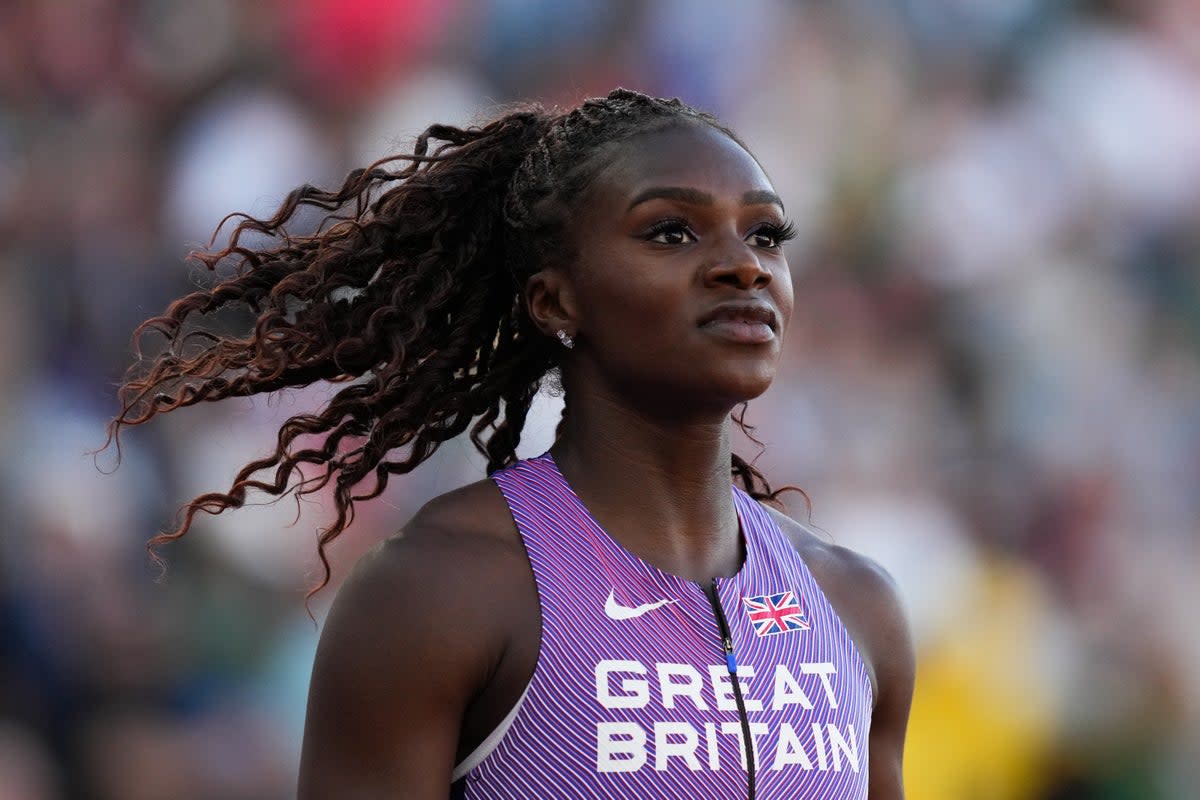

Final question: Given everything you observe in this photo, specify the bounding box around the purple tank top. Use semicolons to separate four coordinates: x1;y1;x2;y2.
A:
450;453;872;799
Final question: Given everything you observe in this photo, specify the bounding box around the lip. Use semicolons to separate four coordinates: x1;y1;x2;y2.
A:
698;301;779;344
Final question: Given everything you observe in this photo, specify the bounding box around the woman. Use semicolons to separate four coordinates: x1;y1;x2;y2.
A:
110;89;913;798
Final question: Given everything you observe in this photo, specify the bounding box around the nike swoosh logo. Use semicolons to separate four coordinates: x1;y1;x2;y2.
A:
604;589;677;620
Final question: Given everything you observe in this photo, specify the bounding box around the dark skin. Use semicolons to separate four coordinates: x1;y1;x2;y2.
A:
298;122;915;798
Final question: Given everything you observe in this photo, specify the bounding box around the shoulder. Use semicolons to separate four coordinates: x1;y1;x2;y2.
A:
396;476;526;569
315;477;528;696
329;475;526;630
762;504;914;708
761;502;917;794
300;478;537;794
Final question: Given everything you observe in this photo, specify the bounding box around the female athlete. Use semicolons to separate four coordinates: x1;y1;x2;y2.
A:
110;89;913;799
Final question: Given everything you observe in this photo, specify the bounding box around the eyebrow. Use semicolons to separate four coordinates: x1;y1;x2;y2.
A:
626;187;785;212
742;189;785;211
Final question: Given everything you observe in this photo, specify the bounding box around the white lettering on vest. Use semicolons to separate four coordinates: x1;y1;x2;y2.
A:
708;663;762;711
772;722;814;771
772;663;815;710
654;722;702;771
596;722;646;772
704;722;720;770
810;722;829;770
710;666;737;711
827;722;860;772
803;662;839;708
658;663;707;711
590;660;860;776
597;720;860;775
596;660;648;709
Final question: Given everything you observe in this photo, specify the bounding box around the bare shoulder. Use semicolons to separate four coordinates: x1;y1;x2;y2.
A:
762;504;916;796
318;476;527;679
762;504;906;624
762;504;914;706
766;503;915;796
299;477;532;797
332;478;522;605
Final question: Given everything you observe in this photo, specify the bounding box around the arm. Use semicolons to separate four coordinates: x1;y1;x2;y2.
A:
765;508;915;798
297;496;523;799
859;559;915;800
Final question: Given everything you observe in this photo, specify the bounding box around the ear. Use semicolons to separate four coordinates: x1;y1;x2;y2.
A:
524;268;578;337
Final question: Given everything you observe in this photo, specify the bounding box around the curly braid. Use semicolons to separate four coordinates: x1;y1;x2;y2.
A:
107;88;797;594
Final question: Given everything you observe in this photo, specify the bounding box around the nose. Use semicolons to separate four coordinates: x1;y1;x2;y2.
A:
703;239;771;290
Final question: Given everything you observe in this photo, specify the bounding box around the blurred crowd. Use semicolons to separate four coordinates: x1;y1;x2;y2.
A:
1;0;1198;798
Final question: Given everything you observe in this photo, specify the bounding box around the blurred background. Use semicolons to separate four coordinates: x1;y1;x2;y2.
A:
1;0;1198;797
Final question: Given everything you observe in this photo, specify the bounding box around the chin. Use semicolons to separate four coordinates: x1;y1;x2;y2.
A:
623;358;779;415
707;366;777;406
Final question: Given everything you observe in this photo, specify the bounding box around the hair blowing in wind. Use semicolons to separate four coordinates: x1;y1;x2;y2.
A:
105;89;797;595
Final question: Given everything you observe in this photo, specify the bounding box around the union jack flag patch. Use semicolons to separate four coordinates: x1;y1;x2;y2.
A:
743;590;810;637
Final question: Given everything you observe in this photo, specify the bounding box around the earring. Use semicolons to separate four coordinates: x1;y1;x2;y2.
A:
556;329;575;349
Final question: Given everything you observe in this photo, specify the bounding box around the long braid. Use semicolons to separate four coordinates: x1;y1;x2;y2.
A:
106;89;791;594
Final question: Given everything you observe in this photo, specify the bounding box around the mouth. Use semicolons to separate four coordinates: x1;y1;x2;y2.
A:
698;302;779;344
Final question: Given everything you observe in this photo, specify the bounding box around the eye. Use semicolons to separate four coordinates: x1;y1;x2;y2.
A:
645;219;696;245
747;219;797;249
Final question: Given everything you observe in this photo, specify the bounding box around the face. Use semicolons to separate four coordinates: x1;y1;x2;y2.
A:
534;121;794;415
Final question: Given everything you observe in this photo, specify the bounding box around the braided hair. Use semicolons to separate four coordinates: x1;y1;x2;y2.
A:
107;88;798;593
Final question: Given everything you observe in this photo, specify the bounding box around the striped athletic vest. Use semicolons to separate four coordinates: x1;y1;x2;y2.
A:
450;453;872;799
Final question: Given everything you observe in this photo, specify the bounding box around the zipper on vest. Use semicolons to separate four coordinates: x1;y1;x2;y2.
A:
705;579;756;800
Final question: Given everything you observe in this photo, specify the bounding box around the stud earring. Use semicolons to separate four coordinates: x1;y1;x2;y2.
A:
556;329;575;349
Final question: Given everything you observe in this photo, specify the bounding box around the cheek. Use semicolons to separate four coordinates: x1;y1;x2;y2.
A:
574;252;689;329
773;268;796;337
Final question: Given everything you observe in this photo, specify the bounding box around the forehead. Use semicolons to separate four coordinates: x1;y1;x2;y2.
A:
583;121;774;210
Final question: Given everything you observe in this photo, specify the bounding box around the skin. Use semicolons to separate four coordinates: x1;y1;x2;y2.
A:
297;121;914;798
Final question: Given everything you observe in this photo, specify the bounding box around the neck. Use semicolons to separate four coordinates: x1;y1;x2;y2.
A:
550;389;743;583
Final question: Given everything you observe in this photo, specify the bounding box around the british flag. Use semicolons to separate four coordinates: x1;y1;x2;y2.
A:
743;590;810;637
